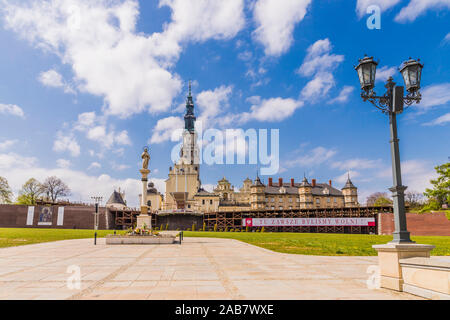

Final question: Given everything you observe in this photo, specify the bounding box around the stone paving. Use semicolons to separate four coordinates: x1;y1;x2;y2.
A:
0;237;422;300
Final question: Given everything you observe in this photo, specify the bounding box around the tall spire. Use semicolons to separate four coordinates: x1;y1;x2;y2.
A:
184;80;196;132
343;172;355;189
188;80;192;97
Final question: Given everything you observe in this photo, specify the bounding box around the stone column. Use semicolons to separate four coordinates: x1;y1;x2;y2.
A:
373;243;435;291
137;168;152;229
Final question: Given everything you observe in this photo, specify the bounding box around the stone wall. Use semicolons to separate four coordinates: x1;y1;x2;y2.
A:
0;205;114;230
378;212;450;236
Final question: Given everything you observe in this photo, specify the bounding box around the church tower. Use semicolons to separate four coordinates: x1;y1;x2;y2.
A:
342;174;358;208
180;81;200;166
164;82;201;211
250;176;266;210
298;176;313;209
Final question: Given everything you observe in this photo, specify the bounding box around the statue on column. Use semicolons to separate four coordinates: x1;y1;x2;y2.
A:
142;147;150;170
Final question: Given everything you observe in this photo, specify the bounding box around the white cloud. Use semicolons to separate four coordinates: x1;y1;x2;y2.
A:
38;69;75;94
56;159;71;169
328;86;354;104
335;170;360;184
0;103;24;118
0;152;37;170
88;162;102;170
332;158;383;171
0;139;17;151
115;130;131;146
285;146;337;168
252;0;312;56
445;32;450;43
377;160;437;193
2;0;245;118
242;97;304;122
196;85;233;127
424;112;450;126
73;111;131;149
53;132;81;157
395;0;450;23
74;112;96;131
150;116;184;144
161;0;245;44
202;184;215;193
238;51;252;61
111;163;131;171
376;66;397;82
420;83;450;109
39;69;64;87
297;39;344;77
301;72;335;100
298;39;344;100
356;0;402;18
402;160;438;193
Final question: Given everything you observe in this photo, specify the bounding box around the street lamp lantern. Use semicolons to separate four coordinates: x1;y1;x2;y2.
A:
355;55;424;244
355;56;378;92
399;58;424;93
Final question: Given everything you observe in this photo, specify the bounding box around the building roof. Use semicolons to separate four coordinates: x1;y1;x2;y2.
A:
299;176;311;187
106;190;126;206
253;176;264;186
195;188;220;197
264;183;344;196
218;177;230;184
342;175;356;189
312;183;344;196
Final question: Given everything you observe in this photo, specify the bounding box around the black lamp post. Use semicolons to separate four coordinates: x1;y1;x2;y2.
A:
91;196;103;245
355;56;424;244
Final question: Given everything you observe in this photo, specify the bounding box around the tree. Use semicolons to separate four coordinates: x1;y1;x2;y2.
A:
41;176;71;203
405;191;424;208
366;192;393;206
424;162;450;207
16;178;43;205
0;176;13;204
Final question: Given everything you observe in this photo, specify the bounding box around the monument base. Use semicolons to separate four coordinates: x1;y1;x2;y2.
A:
137;214;152;229
106;235;177;245
373;243;435;291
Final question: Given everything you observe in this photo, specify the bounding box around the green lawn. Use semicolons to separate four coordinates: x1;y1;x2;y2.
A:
1;228;448;256
0;228;124;248
184;231;450;256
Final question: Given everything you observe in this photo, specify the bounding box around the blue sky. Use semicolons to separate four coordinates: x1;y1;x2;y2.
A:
0;0;449;207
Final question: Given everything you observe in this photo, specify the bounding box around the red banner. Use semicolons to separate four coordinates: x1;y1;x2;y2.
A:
242;218;376;227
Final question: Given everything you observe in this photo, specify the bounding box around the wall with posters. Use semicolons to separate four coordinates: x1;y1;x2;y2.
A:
0;205;114;230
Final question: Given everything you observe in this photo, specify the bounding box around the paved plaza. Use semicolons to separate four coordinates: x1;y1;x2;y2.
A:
0;237;422;300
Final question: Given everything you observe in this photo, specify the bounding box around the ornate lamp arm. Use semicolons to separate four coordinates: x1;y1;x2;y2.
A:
361;77;422;114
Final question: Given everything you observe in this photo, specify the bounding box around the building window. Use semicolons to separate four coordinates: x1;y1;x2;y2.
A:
271;198;275;202
327;198;331;203
289;197;293;203
279;198;283;202
210;200;213;205
279;206;283;210
202;200;205;205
